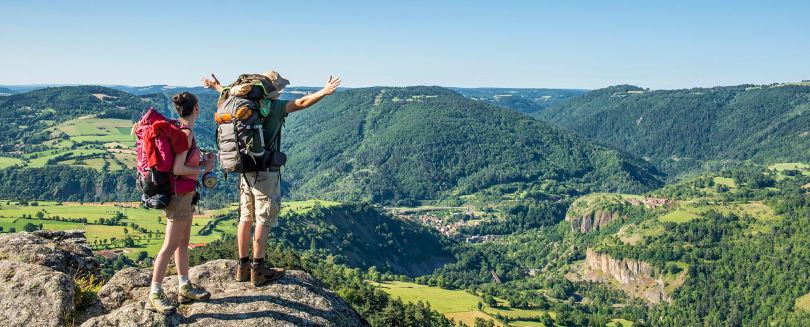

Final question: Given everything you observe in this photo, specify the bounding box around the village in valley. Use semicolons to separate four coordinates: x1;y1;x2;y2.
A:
624;197;671;209
385;206;498;243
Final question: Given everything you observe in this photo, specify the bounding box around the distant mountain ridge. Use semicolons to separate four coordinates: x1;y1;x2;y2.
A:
450;87;588;116
538;82;810;174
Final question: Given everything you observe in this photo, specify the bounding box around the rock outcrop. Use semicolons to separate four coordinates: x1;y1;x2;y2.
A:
0;231;367;327
571;248;671;304
0;230;99;327
0;260;75;327
0;229;100;276
565;193;627;234
567;210;621;233
82;259;368;327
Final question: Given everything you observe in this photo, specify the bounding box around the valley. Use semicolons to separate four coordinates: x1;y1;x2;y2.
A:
2;83;810;326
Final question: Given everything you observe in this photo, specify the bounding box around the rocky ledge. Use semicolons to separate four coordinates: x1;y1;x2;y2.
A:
0;229;100;276
0;231;367;327
82;259;368;327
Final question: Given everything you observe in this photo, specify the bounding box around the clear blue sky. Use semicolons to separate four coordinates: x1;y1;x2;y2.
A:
1;0;808;89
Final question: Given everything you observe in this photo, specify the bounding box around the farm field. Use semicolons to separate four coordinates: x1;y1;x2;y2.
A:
0;200;334;259
368;280;556;327
659;200;777;225
17;117;138;171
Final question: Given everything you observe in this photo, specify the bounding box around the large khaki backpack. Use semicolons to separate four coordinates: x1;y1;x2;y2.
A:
215;74;276;173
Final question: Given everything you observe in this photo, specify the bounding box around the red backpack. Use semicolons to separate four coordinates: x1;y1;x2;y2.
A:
134;108;196;208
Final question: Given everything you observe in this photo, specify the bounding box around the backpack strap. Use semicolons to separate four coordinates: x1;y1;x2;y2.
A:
172;122;197;166
265;100;285;152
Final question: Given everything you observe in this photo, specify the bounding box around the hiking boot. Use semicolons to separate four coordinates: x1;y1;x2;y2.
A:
236;262;250;282
251;264;285;287
149;290;176;314
178;282;211;304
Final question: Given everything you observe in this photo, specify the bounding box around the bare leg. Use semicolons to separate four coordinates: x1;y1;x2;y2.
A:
152;220;187;283
253;225;270;259
173;219;193;277
238;221;253;258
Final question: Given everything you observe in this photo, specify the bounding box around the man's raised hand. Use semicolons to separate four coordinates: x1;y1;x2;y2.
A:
201;74;221;89
322;76;341;95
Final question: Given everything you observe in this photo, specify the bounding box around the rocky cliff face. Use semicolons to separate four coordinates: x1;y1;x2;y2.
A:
572;248;671;304
567;210;621;233
0;230;98;327
0;231;368;327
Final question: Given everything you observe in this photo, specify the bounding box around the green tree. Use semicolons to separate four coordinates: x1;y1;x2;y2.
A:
23;222;38;232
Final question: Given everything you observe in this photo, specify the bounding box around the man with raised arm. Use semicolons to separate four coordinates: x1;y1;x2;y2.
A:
202;71;341;286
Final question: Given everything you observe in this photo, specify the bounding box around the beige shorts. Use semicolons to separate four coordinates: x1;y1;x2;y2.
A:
165;192;194;221
239;171;281;228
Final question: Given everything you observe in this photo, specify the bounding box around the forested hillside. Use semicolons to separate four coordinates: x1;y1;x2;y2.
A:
538;83;810;174
263;202;452;276
0;85;157;151
281;86;663;204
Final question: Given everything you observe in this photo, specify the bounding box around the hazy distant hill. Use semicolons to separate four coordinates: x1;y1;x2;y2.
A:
451;87;587;116
280;86;663;203
538;83;810;174
107;84;324;98
107;84;218;96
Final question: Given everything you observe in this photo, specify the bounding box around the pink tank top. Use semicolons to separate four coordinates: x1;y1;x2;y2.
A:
179;126;201;180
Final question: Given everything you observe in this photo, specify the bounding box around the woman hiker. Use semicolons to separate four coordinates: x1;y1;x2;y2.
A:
148;91;215;313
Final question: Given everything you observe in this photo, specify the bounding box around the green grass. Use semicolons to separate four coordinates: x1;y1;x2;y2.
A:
606;319;634;327
768;163;810;171
27;148;108;168
795;292;810;311
282;200;341;215
0;202;230;256
768;163;810;180
15;118;137;171
658;206;701;223
369;280;557;327
508;321;546;327
0;157;24;169
0;200;331;258
445;311;506;327
659;199;778;227
713;177;736;188
369;280;481;313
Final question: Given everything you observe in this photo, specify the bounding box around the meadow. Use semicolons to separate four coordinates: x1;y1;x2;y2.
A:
0;200;336;259
369;280;557;327
14;117;138;171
